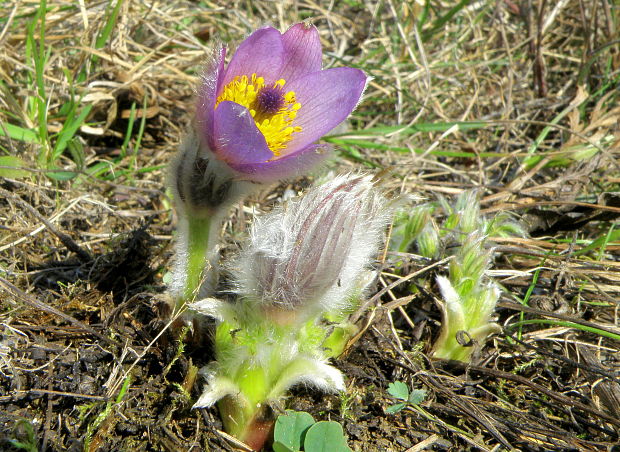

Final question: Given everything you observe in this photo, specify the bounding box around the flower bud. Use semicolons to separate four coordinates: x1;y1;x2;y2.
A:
455;190;480;234
484;212;527;238
448;232;492;294
235;174;391;322
416;223;440;259
407;205;434;239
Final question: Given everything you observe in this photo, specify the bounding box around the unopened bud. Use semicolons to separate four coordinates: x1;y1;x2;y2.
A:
236;174;392;323
417;223;440;259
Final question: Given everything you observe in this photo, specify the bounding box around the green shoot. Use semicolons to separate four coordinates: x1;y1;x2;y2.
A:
385;380;426;414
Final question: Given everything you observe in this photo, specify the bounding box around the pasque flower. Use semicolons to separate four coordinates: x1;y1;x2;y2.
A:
193;22;367;182
168;24;367;310
189;175;392;450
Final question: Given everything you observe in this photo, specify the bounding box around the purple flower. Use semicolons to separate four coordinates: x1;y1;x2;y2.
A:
195;23;367;182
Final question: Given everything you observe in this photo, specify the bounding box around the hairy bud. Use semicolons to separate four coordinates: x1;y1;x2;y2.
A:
235;174;392;322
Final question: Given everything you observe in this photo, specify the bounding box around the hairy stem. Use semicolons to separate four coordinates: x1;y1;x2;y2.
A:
218;395;274;451
172;213;222;313
184;215;213;301
432;326;473;362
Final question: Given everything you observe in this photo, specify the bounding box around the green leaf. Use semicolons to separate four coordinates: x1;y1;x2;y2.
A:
8;439;38;452
304;421;352;452
407;389;426;405
272;441;296;452
45;170;77;181
0;123;40;143
8;419;38;452
52;104;92;161
385;402;406;414
509;319;620;342
274;411;315;451
573;227;620;257
67;138;85;170
387;381;409;401
332;121;487;136
0;156;30;178
422;0;473;42
96;0;124;49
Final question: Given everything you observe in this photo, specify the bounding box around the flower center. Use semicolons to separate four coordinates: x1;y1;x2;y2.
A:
215;74;302;157
256;87;285;115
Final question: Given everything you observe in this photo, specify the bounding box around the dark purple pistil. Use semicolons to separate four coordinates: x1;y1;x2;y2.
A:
256;87;285;115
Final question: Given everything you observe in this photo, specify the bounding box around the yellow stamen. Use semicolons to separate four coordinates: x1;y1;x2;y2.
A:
215;74;303;157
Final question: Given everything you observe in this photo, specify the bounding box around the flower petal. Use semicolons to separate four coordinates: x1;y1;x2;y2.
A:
228;143;331;182
279;23;322;82
196;46;226;150
284;67;366;152
221;27;284;87
213;101;274;165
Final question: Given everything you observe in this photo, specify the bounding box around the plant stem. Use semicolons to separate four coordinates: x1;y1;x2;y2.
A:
173;213;220;313
185;215;212;301
432;328;472;362
218;394;274;451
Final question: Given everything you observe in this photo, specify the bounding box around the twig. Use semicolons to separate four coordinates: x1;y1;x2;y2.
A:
405;434;440;452
350;256;452;324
